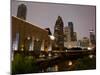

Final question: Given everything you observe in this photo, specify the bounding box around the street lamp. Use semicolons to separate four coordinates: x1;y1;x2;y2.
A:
49;35;55;50
45;28;55;56
48;35;55;57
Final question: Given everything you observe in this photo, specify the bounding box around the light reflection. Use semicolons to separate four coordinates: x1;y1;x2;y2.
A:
29;42;33;51
12;33;19;50
48;53;52;57
89;54;94;59
12;41;18;50
54;65;58;71
68;61;72;66
66;50;68;52
21;44;24;51
27;36;30;40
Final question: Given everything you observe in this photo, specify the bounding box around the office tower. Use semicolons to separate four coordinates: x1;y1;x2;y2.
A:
64;27;68;42
77;40;82;47
73;32;77;41
17;4;27;20
81;37;89;48
54;16;64;50
64;26;71;42
64;28;77;48
90;29;96;45
68;22;74;41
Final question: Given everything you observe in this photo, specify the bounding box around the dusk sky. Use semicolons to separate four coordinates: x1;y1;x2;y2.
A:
12;0;96;40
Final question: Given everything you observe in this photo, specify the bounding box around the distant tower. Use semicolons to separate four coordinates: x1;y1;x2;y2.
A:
82;37;89;48
54;16;64;50
89;29;96;45
64;27;68;42
64;26;71;42
68;22;74;41
17;4;27;20
73;32;77;41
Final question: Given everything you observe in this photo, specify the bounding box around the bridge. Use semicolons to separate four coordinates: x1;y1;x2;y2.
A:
13;49;96;72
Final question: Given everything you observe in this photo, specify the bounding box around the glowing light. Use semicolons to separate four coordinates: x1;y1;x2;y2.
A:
49;35;55;40
14;45;18;50
89;54;94;59
36;38;39;41
12;41;18;50
48;53;52;57
87;47;92;50
55;65;58;71
27;36;30;40
66;50;68;52
68;45;72;48
68;61;72;66
21;44;24;51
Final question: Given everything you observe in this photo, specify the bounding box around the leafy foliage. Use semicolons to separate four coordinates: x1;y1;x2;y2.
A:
74;56;96;70
12;54;39;74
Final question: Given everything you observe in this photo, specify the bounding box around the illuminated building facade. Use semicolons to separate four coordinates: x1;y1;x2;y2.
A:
64;22;77;48
12;3;51;52
12;16;50;52
90;29;96;46
81;37;89;48
64;26;71;42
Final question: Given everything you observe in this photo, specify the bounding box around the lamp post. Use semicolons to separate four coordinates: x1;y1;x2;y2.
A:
49;35;55;50
45;28;55;57
48;35;55;57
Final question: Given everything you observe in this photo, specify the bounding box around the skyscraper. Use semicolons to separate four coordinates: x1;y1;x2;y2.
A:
90;29;96;45
64;23;77;48
54;16;64;50
17;4;27;20
81;37;89;48
73;32;77;41
64;26;71;42
68;22;74;41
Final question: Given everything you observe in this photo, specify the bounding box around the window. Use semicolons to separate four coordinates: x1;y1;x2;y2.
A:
12;33;19;50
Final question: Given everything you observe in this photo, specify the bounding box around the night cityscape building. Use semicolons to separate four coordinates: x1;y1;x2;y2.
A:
17;4;27;20
64;26;71;42
11;1;96;74
54;16;64;50
77;40;81;47
64;22;77;48
89;29;96;46
81;37;89;48
12;16;50;53
68;22;74;41
73;32;77;41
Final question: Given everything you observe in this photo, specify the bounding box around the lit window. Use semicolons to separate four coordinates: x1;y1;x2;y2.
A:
12;33;19;50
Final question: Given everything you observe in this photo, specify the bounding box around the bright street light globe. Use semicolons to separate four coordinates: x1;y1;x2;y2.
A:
50;35;55;40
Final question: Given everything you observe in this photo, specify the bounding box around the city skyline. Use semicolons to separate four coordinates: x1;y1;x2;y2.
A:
12;0;96;40
11;1;96;74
